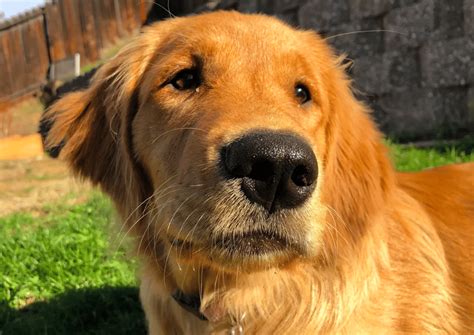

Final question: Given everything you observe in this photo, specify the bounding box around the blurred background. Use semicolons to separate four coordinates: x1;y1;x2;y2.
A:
0;1;473;334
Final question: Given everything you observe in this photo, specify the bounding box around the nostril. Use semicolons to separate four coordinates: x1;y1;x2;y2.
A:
221;131;318;212
224;147;250;178
291;165;313;187
248;160;274;182
227;164;249;178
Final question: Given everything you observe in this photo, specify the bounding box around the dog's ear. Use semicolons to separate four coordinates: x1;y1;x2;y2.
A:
321;54;396;244
42;28;162;215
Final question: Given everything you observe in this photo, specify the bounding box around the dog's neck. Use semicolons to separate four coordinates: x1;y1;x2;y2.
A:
163;219;390;333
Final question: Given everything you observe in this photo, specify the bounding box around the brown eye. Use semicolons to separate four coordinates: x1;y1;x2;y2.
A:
295;84;311;104
170;69;201;90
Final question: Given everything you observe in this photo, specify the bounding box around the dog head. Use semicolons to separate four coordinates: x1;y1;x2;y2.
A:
43;10;394;328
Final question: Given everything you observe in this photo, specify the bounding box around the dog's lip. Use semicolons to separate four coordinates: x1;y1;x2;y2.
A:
169;230;290;256
212;230;289;254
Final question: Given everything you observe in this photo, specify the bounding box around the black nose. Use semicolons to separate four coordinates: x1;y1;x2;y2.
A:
222;131;318;213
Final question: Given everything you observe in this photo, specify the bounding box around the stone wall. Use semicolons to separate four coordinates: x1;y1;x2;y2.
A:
194;0;474;141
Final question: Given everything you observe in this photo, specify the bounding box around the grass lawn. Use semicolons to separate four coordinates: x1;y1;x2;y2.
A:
0;193;145;334
1;143;473;334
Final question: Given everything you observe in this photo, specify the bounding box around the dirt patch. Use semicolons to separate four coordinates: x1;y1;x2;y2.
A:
0;95;93;216
0;38;136;217
0;157;90;216
0;98;43;138
0;98;93;216
0;134;44;160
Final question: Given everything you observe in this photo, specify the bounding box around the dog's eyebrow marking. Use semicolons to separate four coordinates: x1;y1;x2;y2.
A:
158;54;205;89
191;54;204;69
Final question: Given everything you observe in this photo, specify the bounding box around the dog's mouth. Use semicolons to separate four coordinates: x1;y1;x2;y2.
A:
212;230;290;255
168;229;298;264
162;178;311;269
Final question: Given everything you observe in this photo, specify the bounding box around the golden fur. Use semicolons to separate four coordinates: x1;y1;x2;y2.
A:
44;11;474;334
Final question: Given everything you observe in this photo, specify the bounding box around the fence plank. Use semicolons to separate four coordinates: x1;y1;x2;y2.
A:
59;0;85;59
6;28;27;94
0;32;14;97
79;0;100;62
0;0;146;100
19;17;48;89
121;0;137;34
21;20;39;88
45;3;67;62
31;17;50;82
92;0;106;50
139;0;149;23
105;0;119;45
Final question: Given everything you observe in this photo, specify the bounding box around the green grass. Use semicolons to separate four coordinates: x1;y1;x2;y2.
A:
0;192;144;334
389;141;474;172
0;142;473;334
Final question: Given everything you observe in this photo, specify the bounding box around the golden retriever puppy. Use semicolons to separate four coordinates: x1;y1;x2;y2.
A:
43;11;473;334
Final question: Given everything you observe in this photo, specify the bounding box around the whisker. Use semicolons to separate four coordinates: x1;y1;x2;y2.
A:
113;173;177;244
112;193;155;254
171;206;201;256
114;190;155;243
143;185;212;267
323;206;340;256
324;205;352;248
137;193;183;256
162;193;199;285
144;0;176;18
114;182;184;254
324;29;406;41
179;212;206;259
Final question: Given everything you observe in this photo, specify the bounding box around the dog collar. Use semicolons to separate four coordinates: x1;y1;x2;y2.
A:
172;289;208;321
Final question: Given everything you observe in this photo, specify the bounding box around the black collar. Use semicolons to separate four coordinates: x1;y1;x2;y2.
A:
172;289;208;321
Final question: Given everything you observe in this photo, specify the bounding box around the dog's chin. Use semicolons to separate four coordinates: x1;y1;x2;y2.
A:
168;230;305;272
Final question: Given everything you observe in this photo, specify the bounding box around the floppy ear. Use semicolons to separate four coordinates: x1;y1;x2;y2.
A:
321;56;396;245
42;29;160;219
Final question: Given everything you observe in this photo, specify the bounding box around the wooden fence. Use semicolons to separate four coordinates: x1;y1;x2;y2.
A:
0;0;150;102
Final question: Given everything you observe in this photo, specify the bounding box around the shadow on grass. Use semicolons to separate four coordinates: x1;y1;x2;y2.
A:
0;286;146;335
405;135;474;154
430;136;474;155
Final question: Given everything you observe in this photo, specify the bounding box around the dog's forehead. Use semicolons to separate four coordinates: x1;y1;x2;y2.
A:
143;12;318;88
170;12;302;57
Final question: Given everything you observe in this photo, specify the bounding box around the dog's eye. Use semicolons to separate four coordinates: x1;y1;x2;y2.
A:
170;69;201;90
295;84;311;104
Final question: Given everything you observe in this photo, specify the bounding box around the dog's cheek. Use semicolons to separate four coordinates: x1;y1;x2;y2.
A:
301;182;328;257
131;108;172;183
